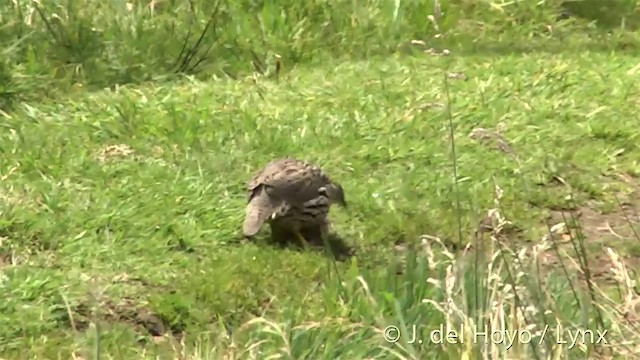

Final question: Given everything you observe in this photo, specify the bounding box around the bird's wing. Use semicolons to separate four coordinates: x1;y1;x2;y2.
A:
247;158;330;203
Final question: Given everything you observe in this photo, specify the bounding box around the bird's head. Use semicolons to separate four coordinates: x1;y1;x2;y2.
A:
318;183;347;208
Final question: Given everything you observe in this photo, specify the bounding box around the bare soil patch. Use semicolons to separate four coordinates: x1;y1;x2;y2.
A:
94;144;135;163
541;174;640;282
62;297;178;339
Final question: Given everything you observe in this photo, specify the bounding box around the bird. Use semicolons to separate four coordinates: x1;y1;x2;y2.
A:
242;158;347;249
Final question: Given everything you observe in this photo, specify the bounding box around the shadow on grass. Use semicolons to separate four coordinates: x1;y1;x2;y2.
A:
456;40;639;55
264;227;355;261
560;0;640;31
401;34;640;58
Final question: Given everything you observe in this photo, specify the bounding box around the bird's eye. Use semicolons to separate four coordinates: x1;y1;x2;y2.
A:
318;187;328;196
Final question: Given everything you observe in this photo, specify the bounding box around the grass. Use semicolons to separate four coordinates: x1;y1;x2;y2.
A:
2;0;640;104
2;0;640;359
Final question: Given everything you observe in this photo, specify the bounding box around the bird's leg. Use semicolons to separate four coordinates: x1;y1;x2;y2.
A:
318;221;330;246
317;218;334;256
292;228;311;250
269;222;288;246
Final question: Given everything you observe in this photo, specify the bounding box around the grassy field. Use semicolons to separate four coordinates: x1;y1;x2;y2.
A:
2;0;640;359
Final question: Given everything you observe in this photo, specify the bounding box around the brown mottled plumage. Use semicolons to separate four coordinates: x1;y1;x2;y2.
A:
242;158;346;248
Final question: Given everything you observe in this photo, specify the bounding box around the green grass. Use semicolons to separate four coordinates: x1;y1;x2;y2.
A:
2;0;640;359
1;0;640;104
3;50;640;359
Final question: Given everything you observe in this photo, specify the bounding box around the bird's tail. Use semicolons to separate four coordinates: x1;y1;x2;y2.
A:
243;192;273;237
